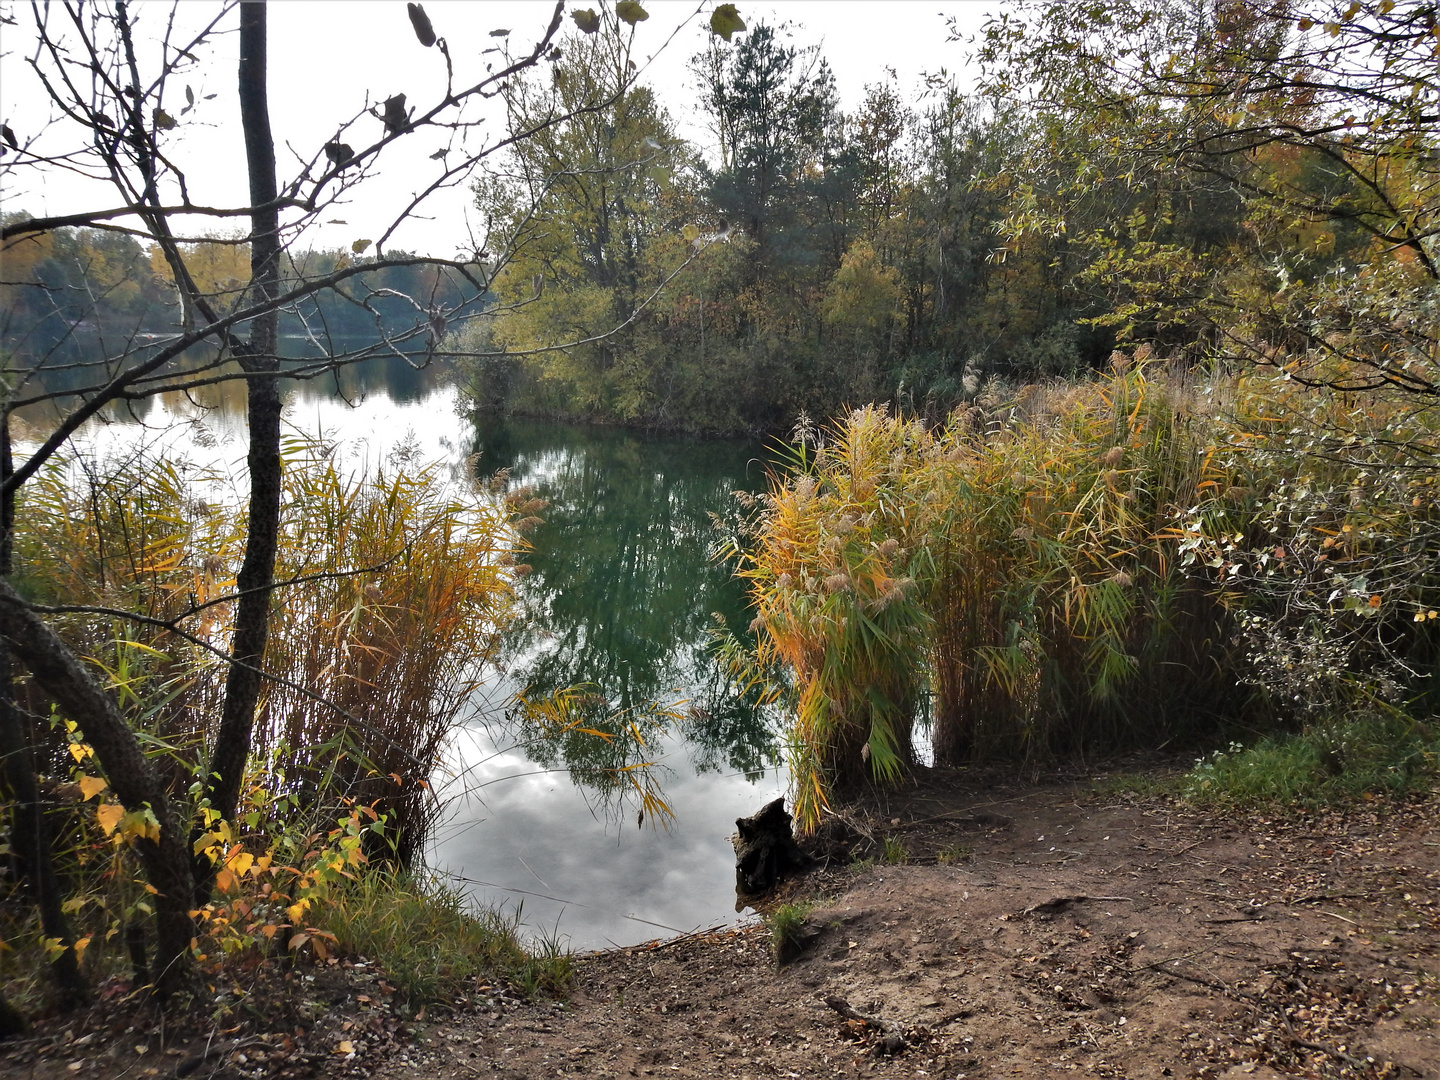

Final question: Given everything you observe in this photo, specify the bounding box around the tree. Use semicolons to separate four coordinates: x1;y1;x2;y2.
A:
0;0;680;1000
474;13;690;422
973;0;1438;383
696;21;840;277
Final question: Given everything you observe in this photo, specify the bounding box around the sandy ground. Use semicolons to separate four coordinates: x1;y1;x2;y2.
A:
4;765;1438;1080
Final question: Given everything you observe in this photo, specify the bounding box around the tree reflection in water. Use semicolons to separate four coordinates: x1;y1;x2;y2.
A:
470;420;780;813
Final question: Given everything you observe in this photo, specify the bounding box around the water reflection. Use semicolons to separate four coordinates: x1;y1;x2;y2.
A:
432;723;784;950
424;421;786;948
473;421;780;785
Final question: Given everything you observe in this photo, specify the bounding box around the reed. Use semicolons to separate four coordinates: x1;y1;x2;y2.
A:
14;436;527;862
736;358;1248;829
924;355;1242;763
736;406;937;828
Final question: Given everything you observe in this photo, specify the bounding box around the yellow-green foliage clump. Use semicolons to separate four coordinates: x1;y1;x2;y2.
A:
736;357;1246;829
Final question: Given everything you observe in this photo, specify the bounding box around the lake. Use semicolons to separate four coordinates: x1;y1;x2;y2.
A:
15;354;788;950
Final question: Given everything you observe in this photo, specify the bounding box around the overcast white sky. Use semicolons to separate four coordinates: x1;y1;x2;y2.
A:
0;1;998;257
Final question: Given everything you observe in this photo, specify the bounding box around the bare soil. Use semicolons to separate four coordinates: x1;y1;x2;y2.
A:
5;764;1439;1080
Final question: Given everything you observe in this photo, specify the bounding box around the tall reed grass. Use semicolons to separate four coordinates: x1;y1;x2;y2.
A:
924;356;1243;763
735;357;1251;829
739;349;1440;829
734;407;936;828
14;435;528;862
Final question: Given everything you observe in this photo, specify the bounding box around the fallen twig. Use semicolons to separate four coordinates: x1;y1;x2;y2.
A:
174;1036;274;1078
1015;894;1133;918
823;995;892;1031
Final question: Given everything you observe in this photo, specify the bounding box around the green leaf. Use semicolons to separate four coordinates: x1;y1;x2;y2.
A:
152;107;177;131
615;1;649;26
571;8;600;34
351;239;372;254
709;4;745;41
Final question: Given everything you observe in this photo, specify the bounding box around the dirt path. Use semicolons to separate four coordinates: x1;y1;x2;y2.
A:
360;770;1440;1080
5;769;1439;1079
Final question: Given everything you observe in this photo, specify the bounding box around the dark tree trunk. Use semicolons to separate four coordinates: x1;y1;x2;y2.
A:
0;419;88;1008
0;648;88;1008
0;982;27;1039
202;2;283;868
0;581;194;998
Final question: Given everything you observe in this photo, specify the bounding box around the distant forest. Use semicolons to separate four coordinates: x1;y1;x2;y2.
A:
0;224;481;366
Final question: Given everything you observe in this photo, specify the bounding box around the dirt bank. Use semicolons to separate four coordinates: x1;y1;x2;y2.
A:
5;766;1438;1079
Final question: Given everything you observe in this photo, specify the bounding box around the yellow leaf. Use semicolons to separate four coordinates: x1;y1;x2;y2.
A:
709;3;745;41
77;775;108;801
681;223;700;242
228;851;255;878
286;901;308;923
68;743;88;763
95;803;124;837
73;934;92;963
144;883;159;895
336;1040;355;1055
351;239;372;254
571;8;600;33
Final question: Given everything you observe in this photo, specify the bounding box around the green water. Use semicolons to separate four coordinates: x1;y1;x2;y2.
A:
471;419;779;782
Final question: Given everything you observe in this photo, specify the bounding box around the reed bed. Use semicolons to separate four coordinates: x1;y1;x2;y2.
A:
15;437;527;862
736;358;1249;829
739;350;1440;829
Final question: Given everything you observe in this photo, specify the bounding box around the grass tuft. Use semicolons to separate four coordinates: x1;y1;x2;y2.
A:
308;868;569;1006
935;843;971;865
766;901;814;961
1181;714;1440;812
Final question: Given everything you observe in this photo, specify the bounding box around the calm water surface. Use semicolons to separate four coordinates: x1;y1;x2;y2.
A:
21;356;786;949
431;421;784;948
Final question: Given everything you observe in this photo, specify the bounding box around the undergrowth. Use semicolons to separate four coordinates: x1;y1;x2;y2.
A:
1182;713;1440;812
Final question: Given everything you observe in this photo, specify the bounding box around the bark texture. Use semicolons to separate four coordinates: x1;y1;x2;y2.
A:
205;1;283;840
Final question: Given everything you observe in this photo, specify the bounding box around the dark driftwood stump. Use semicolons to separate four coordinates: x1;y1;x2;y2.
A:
734;797;812;895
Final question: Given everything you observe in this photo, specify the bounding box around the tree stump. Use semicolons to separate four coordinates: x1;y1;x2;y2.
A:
733;797;812;895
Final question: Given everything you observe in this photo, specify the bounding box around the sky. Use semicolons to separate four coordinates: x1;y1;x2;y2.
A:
0;1;998;258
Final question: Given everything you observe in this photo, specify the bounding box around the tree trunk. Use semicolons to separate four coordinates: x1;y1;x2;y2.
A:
0;581;194;998
203;1;283;860
0;419;88;1008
